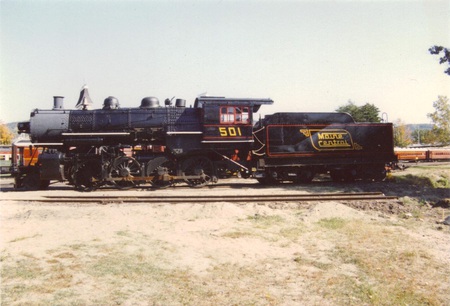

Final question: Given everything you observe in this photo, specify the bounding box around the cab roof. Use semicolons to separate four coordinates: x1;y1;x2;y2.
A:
194;96;273;112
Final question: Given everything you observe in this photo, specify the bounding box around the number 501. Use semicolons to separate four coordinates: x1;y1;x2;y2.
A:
219;127;242;137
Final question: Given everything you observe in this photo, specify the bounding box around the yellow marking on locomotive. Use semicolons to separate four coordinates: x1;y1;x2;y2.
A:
300;128;363;151
317;132;346;140
219;127;242;137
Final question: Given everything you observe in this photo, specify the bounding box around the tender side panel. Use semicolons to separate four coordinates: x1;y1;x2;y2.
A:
266;123;395;163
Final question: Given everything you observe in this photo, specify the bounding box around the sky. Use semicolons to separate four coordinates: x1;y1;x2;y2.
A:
1;0;449;124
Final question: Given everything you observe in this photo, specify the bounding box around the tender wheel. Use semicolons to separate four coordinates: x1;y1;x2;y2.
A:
343;169;357;182
146;156;175;189
330;168;358;182
256;170;279;185
364;165;386;181
182;156;214;187
330;170;345;182
110;156;142;190
256;177;270;185
295;168;315;184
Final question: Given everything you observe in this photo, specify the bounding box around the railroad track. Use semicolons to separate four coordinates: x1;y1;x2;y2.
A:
8;192;397;204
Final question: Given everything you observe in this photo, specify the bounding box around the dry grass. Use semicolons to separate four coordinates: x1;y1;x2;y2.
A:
308;219;449;305
2;213;449;305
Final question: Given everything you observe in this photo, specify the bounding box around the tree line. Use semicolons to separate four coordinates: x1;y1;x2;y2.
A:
336;96;450;147
394;96;449;147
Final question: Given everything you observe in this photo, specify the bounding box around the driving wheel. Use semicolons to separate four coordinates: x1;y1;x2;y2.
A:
182;156;213;187
110;156;142;189
146;156;175;188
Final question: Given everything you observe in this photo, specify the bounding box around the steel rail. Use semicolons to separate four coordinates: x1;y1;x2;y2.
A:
4;192;398;204
45;191;385;200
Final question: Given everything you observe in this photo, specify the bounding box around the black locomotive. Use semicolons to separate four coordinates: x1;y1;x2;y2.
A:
14;90;273;190
12;88;396;190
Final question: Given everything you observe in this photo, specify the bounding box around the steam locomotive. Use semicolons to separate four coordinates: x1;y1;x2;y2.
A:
13;88;396;190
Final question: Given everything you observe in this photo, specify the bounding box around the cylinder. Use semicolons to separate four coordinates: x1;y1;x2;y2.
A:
53;96;64;109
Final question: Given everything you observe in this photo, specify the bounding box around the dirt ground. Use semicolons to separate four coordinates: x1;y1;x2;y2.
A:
1;164;449;305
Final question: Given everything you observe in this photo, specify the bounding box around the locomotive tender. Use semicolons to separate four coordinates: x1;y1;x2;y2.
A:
253;113;395;183
13;89;396;190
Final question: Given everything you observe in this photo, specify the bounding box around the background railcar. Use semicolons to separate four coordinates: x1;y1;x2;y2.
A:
0;145;12;174
428;149;450;161
395;148;450;162
394;149;428;162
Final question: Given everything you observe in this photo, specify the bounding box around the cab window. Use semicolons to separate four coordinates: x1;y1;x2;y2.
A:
220;106;249;124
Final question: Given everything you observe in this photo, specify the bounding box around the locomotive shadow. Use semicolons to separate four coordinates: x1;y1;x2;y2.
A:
223;174;449;206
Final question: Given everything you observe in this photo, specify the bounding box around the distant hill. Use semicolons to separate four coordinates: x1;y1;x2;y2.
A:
405;124;433;131
7;122;18;132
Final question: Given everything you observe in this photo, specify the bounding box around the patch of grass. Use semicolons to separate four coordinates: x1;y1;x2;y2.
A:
221;230;255;239
2;257;43;280
246;214;285;229
435;177;449;188
413;164;450;170
279;225;305;241
317;217;347;230
399;197;426;219
320;220;449;305
395;174;435;187
204;263;282;305
1;255;45;304
115;230;131;237
293;255;332;270
8;234;41;243
225;214;294;242
394;171;450;189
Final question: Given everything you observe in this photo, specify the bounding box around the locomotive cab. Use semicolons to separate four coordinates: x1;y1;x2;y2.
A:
194;96;273;149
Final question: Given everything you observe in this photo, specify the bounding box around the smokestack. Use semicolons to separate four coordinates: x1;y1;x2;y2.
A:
53;96;64;110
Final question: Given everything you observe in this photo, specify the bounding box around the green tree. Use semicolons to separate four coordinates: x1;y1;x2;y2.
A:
427;96;450;145
0;122;14;144
412;129;436;145
393;119;412;148
429;46;450;75
336;100;381;122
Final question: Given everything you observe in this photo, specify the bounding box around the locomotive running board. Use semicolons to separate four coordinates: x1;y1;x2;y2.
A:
202;140;254;143
62;132;130;136
166;131;203;135
13;142;64;147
